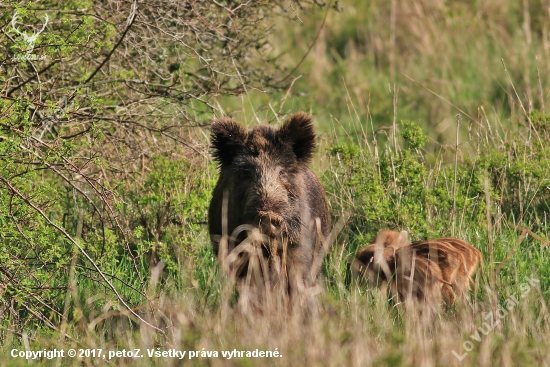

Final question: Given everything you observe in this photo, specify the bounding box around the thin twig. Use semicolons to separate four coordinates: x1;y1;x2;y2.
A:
277;0;333;84
509;222;550;246
495;228;528;276
83;1;138;85
401;73;478;123
0;176;165;334
451;113;461;237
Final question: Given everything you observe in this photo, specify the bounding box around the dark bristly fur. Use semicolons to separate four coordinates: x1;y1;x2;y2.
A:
208;112;331;297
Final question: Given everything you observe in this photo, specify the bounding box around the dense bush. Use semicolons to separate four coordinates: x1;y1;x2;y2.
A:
326;116;550;249
0;0;319;337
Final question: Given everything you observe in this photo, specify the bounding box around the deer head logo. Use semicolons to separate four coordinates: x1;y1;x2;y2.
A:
11;10;48;57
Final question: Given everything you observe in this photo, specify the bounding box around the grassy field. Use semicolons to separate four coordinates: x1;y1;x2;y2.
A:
2;0;550;366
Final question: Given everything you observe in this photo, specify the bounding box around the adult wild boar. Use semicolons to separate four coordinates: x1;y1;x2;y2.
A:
208;112;331;294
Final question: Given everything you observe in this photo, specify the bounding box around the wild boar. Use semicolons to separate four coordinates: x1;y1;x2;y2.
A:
353;230;482;307
391;242;457;305
208;112;331;295
351;230;410;287
390;252;446;310
402;238;483;303
351;230;446;310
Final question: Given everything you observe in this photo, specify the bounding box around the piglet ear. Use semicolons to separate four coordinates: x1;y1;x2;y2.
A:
279;112;316;163
210;118;247;166
396;231;410;248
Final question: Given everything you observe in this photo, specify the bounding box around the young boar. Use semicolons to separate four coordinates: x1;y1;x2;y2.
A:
403;238;482;303
392;242;457;305
351;230;410;286
351;230;446;309
390;252;446;310
353;230;482;307
208;112;331;295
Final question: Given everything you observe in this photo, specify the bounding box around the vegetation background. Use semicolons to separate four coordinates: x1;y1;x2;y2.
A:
1;0;549;366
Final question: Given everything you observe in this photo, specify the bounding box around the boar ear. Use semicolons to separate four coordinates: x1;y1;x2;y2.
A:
396;231;409;247
279;112;316;163
210;118;247;165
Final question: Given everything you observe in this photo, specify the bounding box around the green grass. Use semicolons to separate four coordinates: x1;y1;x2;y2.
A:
2;0;550;365
2;106;549;365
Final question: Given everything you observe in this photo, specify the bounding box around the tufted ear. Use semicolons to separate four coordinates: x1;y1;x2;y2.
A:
210;118;247;166
278;112;316;164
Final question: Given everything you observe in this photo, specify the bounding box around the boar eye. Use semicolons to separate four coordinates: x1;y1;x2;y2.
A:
237;165;253;180
233;162;253;180
279;169;287;179
240;169;252;180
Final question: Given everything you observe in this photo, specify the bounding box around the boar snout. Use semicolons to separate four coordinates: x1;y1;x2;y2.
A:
257;211;284;237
